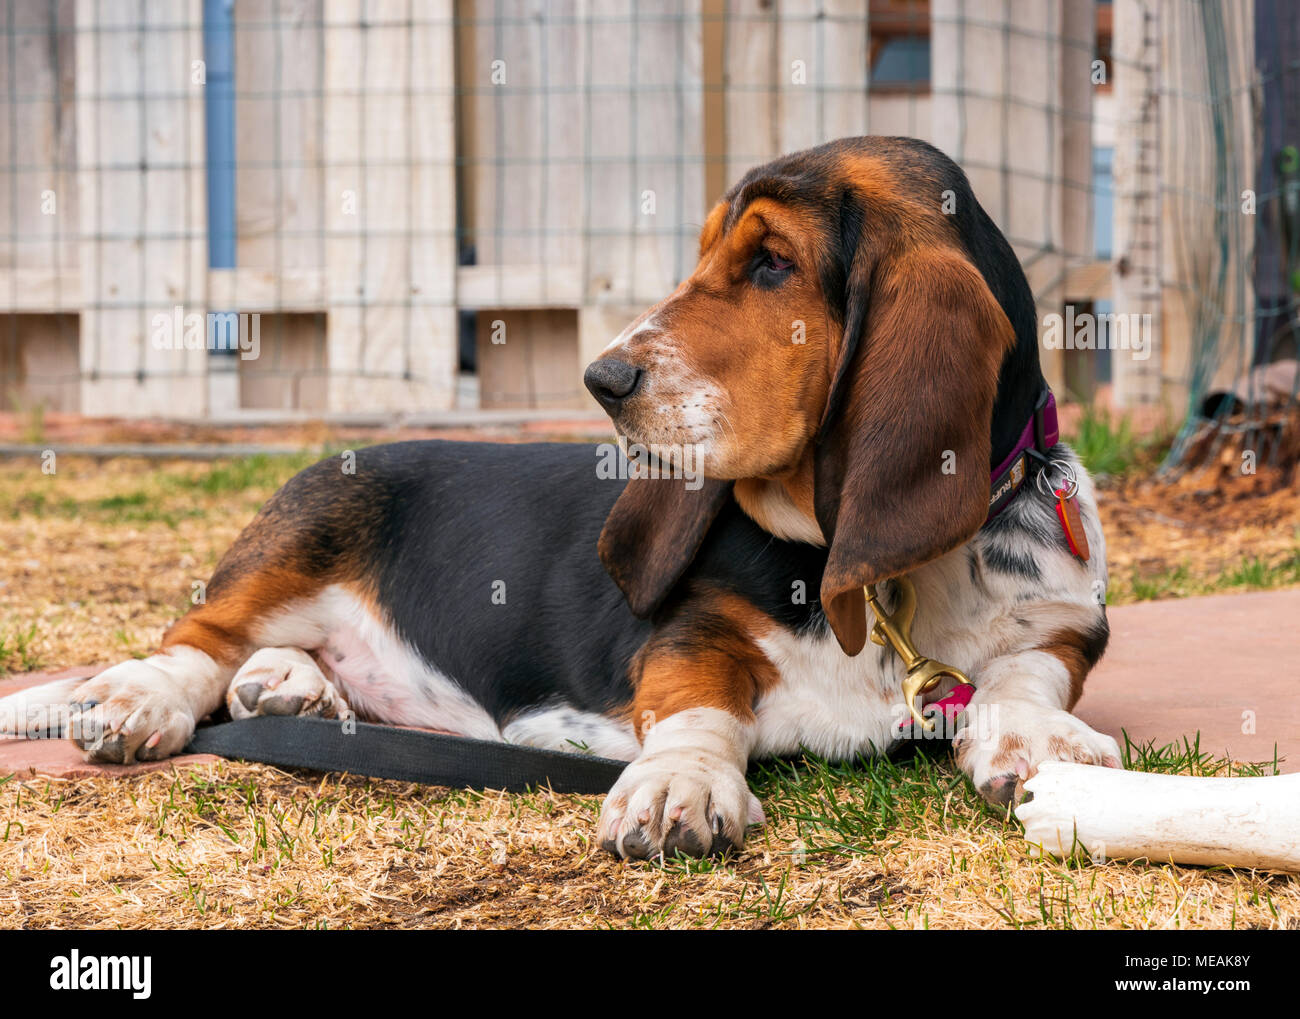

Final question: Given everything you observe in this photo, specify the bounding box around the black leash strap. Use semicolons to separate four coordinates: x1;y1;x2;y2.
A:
185;716;627;794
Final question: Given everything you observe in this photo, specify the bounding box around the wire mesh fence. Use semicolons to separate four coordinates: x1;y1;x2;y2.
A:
0;0;1297;475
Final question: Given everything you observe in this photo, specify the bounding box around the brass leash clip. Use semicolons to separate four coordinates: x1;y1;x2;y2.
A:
865;576;973;732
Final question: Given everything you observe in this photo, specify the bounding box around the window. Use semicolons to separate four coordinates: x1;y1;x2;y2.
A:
870;36;931;89
869;0;930;94
1093;146;1114;260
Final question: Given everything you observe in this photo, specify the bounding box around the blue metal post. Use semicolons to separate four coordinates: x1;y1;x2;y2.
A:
203;0;236;270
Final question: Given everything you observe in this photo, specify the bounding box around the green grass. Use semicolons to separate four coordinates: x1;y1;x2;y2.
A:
752;749;998;858
4;489;208;527
0;448;364;525
1123;550;1300;602
0;622;41;675
1063;406;1166;478
1220;554;1300;589
745;736;1277;855
751;732;1278;857
1122;731;1280;778
167;451;329;496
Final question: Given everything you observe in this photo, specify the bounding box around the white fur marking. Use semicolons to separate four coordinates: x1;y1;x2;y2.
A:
502;705;639;760
255;585;500;739
603;313;660;353
598;707;763;857
755;627;904;759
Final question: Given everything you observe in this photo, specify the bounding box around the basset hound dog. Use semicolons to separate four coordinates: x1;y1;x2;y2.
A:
1;136;1120;860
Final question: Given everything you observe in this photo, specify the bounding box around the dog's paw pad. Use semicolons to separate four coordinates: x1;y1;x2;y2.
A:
226;648;348;721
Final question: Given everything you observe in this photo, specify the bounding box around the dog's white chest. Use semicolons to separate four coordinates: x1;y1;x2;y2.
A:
753;627;908;759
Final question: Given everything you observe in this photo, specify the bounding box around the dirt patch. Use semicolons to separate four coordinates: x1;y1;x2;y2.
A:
1100;455;1300;602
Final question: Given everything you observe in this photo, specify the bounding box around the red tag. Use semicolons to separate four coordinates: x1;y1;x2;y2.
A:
895;683;975;733
1054;487;1090;561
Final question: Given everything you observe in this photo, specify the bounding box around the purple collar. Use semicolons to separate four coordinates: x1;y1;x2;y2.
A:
986;389;1058;521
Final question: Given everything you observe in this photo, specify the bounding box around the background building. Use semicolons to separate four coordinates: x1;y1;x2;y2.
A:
1;1;1295;445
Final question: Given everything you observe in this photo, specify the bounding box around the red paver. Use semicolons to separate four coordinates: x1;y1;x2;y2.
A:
2;587;1297;779
1076;588;1300;773
0;667;222;778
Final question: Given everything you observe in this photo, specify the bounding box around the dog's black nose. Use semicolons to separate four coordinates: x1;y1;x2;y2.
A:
583;357;643;410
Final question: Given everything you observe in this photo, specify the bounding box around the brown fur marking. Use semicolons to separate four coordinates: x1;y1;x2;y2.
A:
630;588;779;737
160;458;383;666
1040;624;1109;710
594;143;1017;656
987;732;1030;773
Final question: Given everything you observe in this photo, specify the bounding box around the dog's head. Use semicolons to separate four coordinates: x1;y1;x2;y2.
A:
589;137;1023;655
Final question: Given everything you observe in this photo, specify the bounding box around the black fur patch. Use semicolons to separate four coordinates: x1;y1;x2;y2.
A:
335;443;834;727
979;541;1043;581
358;442;653;723
1077;616;1110;668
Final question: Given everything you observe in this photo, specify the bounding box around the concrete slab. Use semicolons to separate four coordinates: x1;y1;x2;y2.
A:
2;587;1297;779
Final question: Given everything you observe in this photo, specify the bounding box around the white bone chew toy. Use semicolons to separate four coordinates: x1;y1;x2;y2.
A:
1015;761;1300;871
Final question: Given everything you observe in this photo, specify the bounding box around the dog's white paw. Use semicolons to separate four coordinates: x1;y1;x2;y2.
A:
227;647;349;721
954;700;1122;807
67;649;219;764
597;708;763;860
598;752;762;860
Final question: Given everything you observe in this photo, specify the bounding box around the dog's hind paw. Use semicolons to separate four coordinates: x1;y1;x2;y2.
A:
226;647;349;721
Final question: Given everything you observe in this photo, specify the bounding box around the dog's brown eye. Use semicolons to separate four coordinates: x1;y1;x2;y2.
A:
752;248;795;288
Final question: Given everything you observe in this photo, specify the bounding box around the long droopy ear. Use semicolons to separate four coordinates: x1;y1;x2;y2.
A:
815;245;1013;655
599;474;733;618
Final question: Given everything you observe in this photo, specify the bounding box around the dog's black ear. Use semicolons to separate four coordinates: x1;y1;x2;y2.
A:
814;244;1013;656
598;475;733;617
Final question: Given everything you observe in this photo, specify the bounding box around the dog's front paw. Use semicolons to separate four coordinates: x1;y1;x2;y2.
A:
596;708;763;861
954;700;1121;807
597;752;763;860
227;647;349;720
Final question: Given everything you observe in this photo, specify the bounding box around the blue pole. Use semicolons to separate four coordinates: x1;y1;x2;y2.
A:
203;0;236;270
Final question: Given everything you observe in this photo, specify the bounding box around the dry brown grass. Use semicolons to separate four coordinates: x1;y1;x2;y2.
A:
1;452;1299;929
0;455;271;671
1101;467;1300;603
3;759;1297;930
